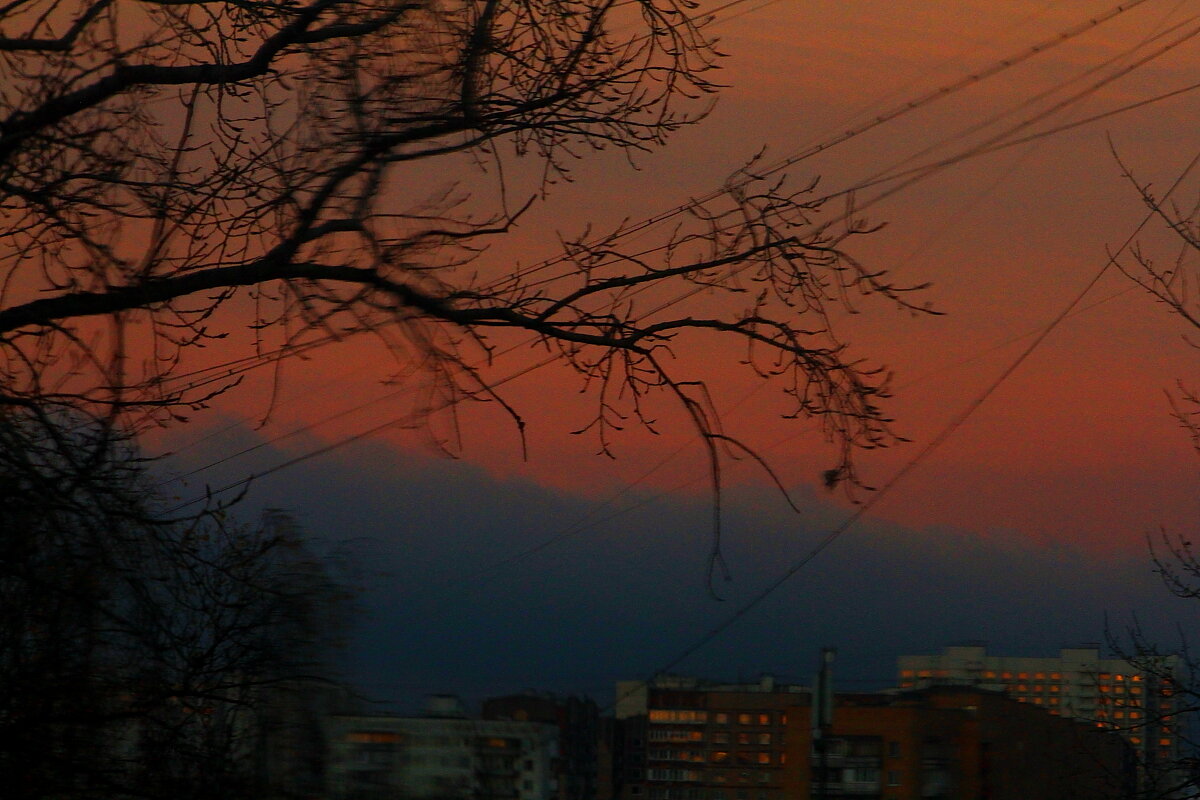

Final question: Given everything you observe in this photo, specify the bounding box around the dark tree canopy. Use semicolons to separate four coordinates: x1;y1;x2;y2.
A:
0;410;353;799
0;0;930;488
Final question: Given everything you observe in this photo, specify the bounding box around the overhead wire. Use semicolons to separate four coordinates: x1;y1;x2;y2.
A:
161;348;564;515
158;0;1189;508
482;0;1160;297
154;0;1161;399
633;145;1200;684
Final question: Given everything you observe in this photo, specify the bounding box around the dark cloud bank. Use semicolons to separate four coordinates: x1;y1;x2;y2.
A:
159;423;1188;712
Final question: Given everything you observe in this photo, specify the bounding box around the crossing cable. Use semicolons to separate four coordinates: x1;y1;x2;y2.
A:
143;0;1161;410
808;18;1200;219
397;138;1054;611
841;9;1200;205
158;41;1198;422
153;2;1173;478
158;65;1200;493
634;145;1200;683
509;22;1200;304
161;349;564;515
483;0;1157;296
404;281;1152;619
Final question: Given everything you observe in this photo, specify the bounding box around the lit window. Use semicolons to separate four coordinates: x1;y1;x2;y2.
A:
1033;698;1043;705
1159;739;1172;747
758;714;770;726
983;671;997;679
1049;686;1060;693
650;710;708;724
757;753;771;765
918;670;932;678
1035;672;1046;680
712;752;730;763
1130;736;1142;745
1002;672;1013;679
1131;675;1142;683
715;713;729;725
1050;672;1062;680
1115;674;1125;682
900;670;914;678
1018;672;1029;680
737;714;752;726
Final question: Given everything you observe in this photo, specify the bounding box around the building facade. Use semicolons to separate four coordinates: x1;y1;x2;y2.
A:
483;693;601;800
898;644;1179;766
782;686;1131;800
327;697;558;800
613;675;806;800
613;675;1132;800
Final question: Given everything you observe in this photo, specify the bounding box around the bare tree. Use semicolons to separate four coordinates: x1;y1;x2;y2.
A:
0;0;931;494
1106;153;1200;798
0;408;354;800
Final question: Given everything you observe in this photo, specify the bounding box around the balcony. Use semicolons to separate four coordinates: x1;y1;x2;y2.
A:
814;780;881;795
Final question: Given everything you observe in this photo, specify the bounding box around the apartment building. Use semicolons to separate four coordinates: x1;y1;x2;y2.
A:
612;675;1131;800
327;695;558;800
782;685;1131;800
613;675;807;800
483;693;601;800
897;644;1180;765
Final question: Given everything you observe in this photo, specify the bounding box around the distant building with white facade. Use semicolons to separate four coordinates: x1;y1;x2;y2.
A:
898;644;1180;766
327;695;558;800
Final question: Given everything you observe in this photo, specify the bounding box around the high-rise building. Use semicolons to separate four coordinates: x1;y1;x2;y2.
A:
897;644;1180;767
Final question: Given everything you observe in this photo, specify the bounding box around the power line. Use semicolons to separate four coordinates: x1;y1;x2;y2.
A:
157;0;1187;514
150;0;1172;457
636;144;1200;684
161;351;562;515
484;0;1157;297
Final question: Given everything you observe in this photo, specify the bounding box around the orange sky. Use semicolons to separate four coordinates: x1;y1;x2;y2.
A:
156;0;1200;560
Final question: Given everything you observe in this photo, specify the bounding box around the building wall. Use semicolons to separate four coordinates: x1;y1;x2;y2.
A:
783;687;1130;800
327;714;558;800
483;693;601;800
613;675;808;800
615;677;1131;800
898;645;1179;765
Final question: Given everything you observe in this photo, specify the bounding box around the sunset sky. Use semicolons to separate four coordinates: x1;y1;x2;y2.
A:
154;0;1200;709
